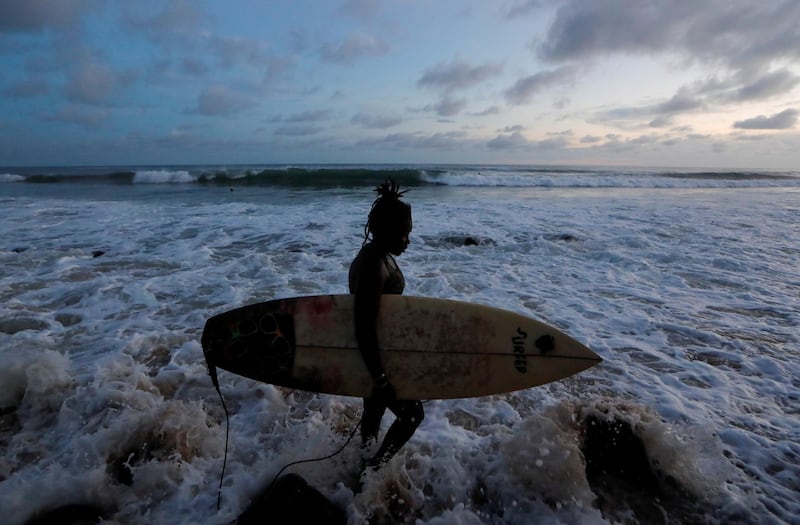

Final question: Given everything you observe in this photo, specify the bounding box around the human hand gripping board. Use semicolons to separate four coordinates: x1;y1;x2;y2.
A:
201;295;601;400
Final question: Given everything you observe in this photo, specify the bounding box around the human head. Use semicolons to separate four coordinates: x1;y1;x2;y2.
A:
364;179;412;255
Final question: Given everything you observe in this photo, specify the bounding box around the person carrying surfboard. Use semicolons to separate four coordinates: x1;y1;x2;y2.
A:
349;179;424;470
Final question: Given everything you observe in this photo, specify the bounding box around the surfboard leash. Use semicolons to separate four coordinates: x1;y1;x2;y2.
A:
208;364;230;512
266;409;364;489
209;362;364;512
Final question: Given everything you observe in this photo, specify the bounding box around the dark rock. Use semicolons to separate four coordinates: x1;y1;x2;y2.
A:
24;504;106;525
238;473;346;525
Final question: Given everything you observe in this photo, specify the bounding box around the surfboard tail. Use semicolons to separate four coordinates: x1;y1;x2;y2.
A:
201;319;221;389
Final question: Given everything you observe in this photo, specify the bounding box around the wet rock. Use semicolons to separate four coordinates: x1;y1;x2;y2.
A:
442;235;496;247
238;474;346;525
581;415;700;524
24;504;106;525
543;233;579;242
0;317;49;334
582;415;658;488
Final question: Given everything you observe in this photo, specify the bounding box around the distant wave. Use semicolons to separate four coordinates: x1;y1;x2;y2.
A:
0;173;26;183
132;169;194;184
2;165;799;189
195;167;432;188
422;167;800;189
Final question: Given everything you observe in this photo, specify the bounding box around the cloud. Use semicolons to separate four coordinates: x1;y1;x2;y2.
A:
319;33;389;64
418;60;503;93
204;34;273;69
351;113;402;129
487;132;529;149
426;97;467;117
594;91;705;128
356;131;469;150
655;94;704;114
340;0;382;19
4;78;50;98
538;0;800;73
284;110;331;123
505;1;544;19
733;108;798;129
472;105;501;117
64;61;129;105
731;69;800;102
274;125;324;136
124;0;207;35
487;132;569;150
46;105;110;127
188;85;256;116
0;0;91;32
504;66;576;105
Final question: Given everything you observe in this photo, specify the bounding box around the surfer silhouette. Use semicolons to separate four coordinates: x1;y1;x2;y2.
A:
349;179;423;470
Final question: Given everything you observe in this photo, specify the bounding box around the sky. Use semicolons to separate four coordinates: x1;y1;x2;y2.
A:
1;0;799;169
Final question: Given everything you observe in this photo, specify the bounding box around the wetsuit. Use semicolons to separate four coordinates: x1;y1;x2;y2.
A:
349;243;424;467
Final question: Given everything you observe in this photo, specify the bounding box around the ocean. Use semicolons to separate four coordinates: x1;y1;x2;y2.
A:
0;164;798;524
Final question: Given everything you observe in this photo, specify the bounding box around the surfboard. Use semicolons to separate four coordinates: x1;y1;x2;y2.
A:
201;295;601;400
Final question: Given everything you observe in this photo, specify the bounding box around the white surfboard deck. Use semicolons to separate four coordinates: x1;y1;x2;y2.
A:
202;294;601;399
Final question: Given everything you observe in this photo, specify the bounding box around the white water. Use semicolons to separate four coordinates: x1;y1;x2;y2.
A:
0;174;798;524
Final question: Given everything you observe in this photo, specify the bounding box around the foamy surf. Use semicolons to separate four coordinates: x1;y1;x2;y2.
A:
1;164;797;524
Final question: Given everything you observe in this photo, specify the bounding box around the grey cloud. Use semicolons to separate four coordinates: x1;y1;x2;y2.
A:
46;105;110;127
274;125;324;136
649;116;674;128
539;1;686;61
205;34;273;69
504;66;576;105
319;34;389;64
188;85;256;116
340;0;381;19
487;132;529;149
655;94;704;114
733;108;798;129
732;69;800;102
418;60;503;93
356;131;469;150
487;132;569;150
4;78;50;98
505;1;544;19
351;113;402;129
580;135;602;143
285;110;331;123
426;97;467;117
595;93;704;126
472;106;501;117
691;69;800;104
65;62;131;105
538;1;800;73
0;0;91;32
124;0;207;35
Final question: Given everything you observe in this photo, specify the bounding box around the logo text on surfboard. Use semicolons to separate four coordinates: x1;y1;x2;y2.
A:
512;327;528;373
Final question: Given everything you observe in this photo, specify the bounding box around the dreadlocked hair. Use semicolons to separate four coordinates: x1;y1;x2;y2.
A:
363;179;411;245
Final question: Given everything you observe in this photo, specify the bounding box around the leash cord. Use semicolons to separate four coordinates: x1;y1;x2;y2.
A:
215;385;230;512
267;410;364;488
213;381;363;511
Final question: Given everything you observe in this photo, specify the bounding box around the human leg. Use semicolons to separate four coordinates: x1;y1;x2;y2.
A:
361;396;387;446
367;400;424;468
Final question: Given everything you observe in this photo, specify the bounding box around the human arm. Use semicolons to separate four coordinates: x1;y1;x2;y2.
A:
350;251;395;399
352;256;387;381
